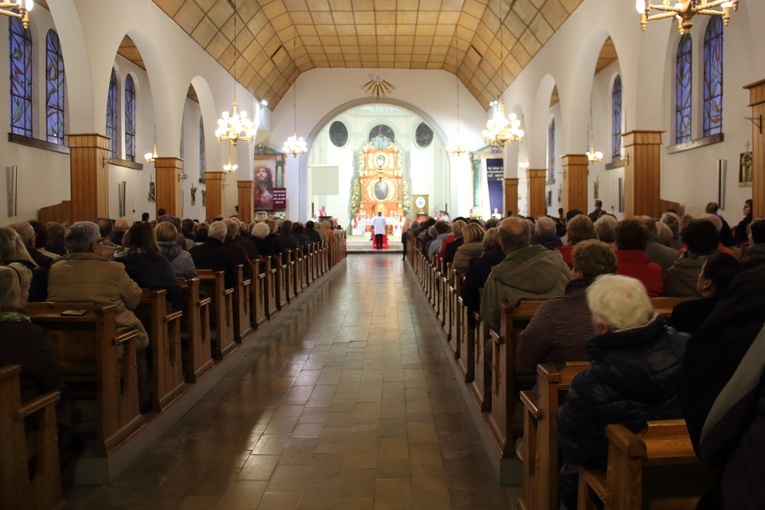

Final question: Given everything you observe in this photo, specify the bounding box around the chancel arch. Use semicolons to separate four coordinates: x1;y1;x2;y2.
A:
299;98;456;226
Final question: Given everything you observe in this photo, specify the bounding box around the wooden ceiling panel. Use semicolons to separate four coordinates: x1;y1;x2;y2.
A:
152;0;583;107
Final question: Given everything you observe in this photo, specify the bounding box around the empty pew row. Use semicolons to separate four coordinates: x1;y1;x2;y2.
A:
1;236;345;499
408;244;707;503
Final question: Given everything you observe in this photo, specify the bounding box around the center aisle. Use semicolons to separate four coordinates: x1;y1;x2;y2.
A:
70;254;517;510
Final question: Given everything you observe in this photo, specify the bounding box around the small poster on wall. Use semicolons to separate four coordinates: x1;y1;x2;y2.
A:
272;188;287;210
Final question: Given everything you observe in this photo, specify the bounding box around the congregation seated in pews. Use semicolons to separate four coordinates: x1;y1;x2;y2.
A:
407;205;764;508
0;214;346;504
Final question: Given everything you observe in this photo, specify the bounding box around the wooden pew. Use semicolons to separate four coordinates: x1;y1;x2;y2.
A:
26;303;144;455
519;362;590;510
518;297;696;510
488;301;543;457
197;270;236;360
0;365;65;510
233;264;253;343
276;252;289;309
266;256;279;318
471;311;491;412
251;258;268;328
578;420;717;510
175;278;214;383
137;289;186;411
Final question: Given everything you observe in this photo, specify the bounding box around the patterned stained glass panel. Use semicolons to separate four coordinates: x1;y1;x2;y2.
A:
703;17;723;137
9;18;32;137
676;35;692;144
125;75;136;161
46;30;65;145
199;117;206;179
612;75;622;161
547;120;555;183
106;69;120;158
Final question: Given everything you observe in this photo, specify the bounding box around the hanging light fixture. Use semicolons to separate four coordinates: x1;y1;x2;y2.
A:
446;75;467;156
282;34;307;157
482;0;524;148
144;124;158;163
636;0;738;35
215;0;255;146
586;103;603;163
0;0;33;29
222;144;238;173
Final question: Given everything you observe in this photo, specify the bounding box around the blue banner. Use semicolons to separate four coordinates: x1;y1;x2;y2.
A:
487;158;504;216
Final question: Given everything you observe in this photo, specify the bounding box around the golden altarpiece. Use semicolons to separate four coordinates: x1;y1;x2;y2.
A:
349;136;412;220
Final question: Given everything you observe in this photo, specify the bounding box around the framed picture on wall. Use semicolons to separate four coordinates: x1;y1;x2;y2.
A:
739;152;753;187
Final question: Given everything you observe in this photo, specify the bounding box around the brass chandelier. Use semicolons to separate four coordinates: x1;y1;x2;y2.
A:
636;0;739;35
0;0;33;29
445;75;467;156
282;35;307;157
215;0;255;146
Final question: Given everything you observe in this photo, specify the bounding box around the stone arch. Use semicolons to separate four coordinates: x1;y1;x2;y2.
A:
530;74;558;166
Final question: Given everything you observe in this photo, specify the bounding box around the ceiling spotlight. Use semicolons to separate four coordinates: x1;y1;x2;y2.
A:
260;99;268;106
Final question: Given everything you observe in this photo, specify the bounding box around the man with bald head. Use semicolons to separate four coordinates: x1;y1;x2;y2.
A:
636;215;679;273
11;221;53;270
480;217;570;330
111;218;129;246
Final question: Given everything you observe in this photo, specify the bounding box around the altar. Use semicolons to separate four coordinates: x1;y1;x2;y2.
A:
351;215;407;237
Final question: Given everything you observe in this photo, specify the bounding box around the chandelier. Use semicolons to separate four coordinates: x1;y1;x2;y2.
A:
636;0;738;35
0;0;33;29
482;0;524;148
446;75;467;156
144;125;158;163
282;37;307;157
586;104;603;163
215;0;255;146
482;100;524;148
222;159;238;174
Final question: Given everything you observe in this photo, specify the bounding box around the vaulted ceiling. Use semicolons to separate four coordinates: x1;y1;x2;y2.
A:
151;0;589;109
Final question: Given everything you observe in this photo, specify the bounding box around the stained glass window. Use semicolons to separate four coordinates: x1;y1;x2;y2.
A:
106;68;120;158
199;117;206;179
547;120;555;183
9;17;32;137
124;75;136;161
676;35;692;144
612;75;622;161
45;30;65;145
703;17;723;137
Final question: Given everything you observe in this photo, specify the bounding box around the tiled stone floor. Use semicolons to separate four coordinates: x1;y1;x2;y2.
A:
68;254;519;509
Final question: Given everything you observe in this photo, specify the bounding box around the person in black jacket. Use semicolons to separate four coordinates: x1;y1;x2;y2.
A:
250;222;274;257
679;264;765;510
305;221;322;244
669;252;740;335
222;219;253;280
459;227;504;318
114;221;181;304
190;221;237;289
556;274;687;508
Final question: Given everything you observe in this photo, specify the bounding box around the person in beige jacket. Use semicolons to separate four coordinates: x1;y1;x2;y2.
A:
47;221;150;408
452;222;486;272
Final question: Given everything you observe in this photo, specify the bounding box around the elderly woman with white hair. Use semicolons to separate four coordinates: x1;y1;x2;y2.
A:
250;222;274;257
555;274;687;508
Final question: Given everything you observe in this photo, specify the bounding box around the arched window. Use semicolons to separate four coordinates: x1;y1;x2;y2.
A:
199;117;206;179
675;35;692;144
106;68;120;158
547;120;555;183
9;17;32;137
612;75;622;161
124;75;136;161
703;17;723;137
45;30;65;145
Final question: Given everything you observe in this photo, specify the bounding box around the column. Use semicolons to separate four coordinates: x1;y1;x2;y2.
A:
68;133;109;222
471;157;481;208
504;178;519;216
204;171;224;223
745;79;765;217
622;131;663;218
527;169;547;219
155;157;183;217
237;180;255;222
561;154;588;214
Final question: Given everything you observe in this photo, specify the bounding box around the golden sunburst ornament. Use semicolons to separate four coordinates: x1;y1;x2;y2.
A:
361;75;395;98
